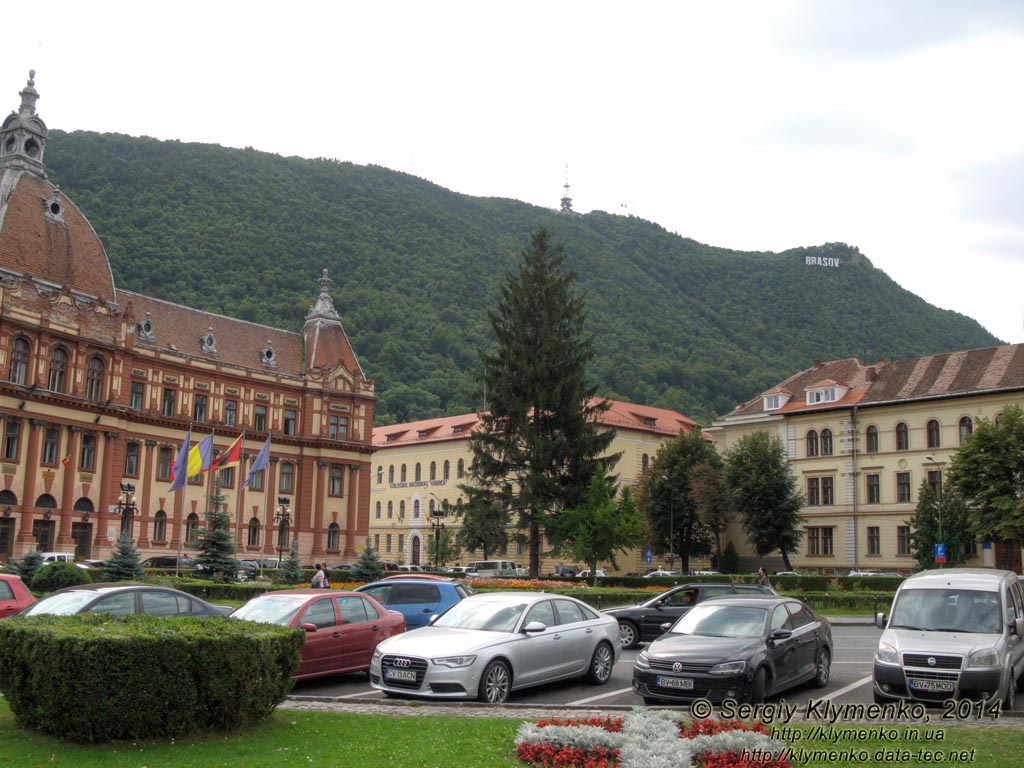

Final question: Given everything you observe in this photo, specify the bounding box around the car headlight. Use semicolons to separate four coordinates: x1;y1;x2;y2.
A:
372;649;383;663
967;648;999;668
874;642;899;666
634;651;651;670
709;660;746;676
432;655;477;668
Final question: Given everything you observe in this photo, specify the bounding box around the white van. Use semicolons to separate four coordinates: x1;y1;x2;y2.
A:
40;552;76;564
465;560;518;578
873;568;1024;707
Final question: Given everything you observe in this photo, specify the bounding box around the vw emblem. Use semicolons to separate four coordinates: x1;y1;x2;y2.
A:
391;657;413;668
927;657;937;667
672;661;683;673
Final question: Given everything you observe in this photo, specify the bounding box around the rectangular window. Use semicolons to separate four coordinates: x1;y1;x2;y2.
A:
283;409;297;436
162;388;176;417
124;442;140;477
3;421;20;461
927;469;941;495
806;478;820;506
42;427;60;466
224;399;237;428
373;534;380;551
385;534;392;553
329;465;343;496
249;467;264;492
157;446;171;480
254;404;267;432
807;526;834;556
866;473;880;504
398;534;404;553
329;415;348;441
193;394;208;423
80;434;96;471
220;466;235;487
867;526;880;556
896;472;911;503
821;476;834;506
965;538;978;557
280;462;294;493
130;382;144;410
897;525;911;555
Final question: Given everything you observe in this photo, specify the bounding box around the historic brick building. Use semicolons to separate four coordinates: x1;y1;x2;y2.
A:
0;72;375;565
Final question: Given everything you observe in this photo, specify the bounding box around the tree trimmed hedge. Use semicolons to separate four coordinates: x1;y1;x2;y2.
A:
0;614;302;742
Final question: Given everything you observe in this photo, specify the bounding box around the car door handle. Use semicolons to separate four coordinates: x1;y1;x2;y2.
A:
422;608;433;613
332;632;342;638
585;627;593;634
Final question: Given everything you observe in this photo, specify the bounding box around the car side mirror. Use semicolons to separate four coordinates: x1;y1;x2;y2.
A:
659;622;672;633
770;628;792;641
875;612;888;630
523;620;547;634
299;623;318;633
1014;617;1024;636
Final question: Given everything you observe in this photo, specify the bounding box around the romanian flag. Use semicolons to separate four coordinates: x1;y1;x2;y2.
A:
186;432;215;477
213;433;243;473
61;453;72;468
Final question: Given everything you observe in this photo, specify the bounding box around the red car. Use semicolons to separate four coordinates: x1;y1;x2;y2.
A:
0;573;36;617
231;589;405;680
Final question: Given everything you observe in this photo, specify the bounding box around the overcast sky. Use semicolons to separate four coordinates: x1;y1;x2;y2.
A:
6;1;1023;344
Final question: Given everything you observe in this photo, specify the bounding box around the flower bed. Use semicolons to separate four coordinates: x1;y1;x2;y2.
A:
516;710;790;768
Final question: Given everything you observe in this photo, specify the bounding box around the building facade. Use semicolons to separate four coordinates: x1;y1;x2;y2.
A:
706;345;1024;574
0;72;375;565
369;400;702;573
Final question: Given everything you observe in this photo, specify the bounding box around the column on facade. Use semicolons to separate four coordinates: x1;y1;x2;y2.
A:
344;462;360;559
56;426;82;548
311;461;327;556
266;456;281;561
15;419;43;545
92;432;117;549
136;440;156;547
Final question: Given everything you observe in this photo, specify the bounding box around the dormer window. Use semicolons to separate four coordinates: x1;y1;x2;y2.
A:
137;312;155;341
762;391;791;411
200;328;217;355
643;416;657;428
259;341;276;368
43;194;64;223
805;381;847;405
417;430;429;439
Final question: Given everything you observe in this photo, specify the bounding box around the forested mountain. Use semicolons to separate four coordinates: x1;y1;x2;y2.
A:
44;130;999;426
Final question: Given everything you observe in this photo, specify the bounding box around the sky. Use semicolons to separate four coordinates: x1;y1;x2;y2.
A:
6;1;1024;344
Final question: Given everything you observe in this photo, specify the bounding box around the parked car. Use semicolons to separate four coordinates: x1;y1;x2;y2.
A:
873;568;1024;707
0;573;36;617
448;566;479;578
369;591;620;703
140;555;197;570
633;595;832;704
642;569;680;578
577;569;607;579
231;589;405;680
16;583;230;617
604;582;777;649
356;577;472;630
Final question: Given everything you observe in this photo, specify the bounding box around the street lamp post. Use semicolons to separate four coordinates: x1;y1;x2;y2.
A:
430;501;448;570
926;456;943;568
274;497;292;567
114;482;138;539
661;475;674;572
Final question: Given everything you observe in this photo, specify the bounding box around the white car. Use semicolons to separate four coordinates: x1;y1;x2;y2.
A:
369;591;620;703
643;570;680;578
577;569;607;579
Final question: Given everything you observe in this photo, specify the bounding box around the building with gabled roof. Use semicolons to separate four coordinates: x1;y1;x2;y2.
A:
707;345;1024;574
0;72;374;565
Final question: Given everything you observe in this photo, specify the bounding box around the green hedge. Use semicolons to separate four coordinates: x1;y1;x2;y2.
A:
0;614;302;742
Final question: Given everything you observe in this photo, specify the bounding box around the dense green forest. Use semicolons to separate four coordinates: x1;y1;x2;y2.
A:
44;130;999;426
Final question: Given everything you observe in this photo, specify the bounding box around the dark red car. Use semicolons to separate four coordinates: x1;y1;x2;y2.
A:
0;573;35;617
231;589;405;680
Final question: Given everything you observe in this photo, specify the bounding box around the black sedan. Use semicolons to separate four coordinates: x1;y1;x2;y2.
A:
632;595;832;705
16;583;231;617
604;582;776;649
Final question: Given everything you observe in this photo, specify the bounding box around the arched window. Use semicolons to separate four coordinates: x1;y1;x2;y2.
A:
48;346;68;393
153;510;167;542
456;498;464;516
399;500;405;519
429;461;436;481
959;416;973;445
413;499;420;519
415;463;421;482
806;430;819;457
865;425;879;453
642;453;650;473
387;501;393;519
327;522;341;550
9;338;29;385
85;355;105;402
895;422;909;451
457;459;465;478
375;501;381;519
926;419;940;449
820;429;833;457
400;464;407;482
246;518;260;548
443;460;450;481
388;465;394;483
376;466;383;485
995;412;1003;429
186;512;200;545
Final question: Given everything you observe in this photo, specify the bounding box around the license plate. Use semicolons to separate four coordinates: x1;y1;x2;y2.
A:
656;676;693;690
385;668;417;682
909;678;954;692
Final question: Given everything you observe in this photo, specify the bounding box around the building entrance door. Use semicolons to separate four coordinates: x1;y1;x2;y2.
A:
0;519;13;562
72;522;93;559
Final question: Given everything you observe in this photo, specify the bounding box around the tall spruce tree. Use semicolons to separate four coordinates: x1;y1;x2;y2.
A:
351;545;384;582
105;532;144;581
465;229;619;576
195;478;240;582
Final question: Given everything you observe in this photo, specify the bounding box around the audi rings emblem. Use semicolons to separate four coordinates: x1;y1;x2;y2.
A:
391;657;413;668
672;662;683;673
927;657;937;667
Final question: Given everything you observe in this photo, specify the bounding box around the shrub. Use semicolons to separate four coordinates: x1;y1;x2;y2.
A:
31;561;92;592
0;614;302;742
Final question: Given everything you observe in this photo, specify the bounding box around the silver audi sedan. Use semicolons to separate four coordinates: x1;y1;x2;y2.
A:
369;591;620;703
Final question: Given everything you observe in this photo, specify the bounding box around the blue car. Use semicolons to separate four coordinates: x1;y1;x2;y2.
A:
355;577;472;630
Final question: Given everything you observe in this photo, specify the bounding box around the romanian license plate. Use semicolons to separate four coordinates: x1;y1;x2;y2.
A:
656;676;694;690
909;678;954;692
385;667;417;682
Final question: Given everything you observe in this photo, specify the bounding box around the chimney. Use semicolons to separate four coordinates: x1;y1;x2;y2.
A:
813;358;823;369
866;367;876;382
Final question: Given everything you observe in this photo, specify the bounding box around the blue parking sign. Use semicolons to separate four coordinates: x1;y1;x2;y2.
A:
934;543;946;563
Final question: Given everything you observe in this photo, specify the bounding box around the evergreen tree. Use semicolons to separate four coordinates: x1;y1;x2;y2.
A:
907;480;973;571
105;531;144;581
279;537;304;584
466;229;619;576
14;550;44;587
351;545;385;582
723;431;804;570
195;479;240;582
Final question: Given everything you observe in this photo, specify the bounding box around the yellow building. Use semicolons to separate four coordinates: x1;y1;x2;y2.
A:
369;400;701;573
706;346;1024;574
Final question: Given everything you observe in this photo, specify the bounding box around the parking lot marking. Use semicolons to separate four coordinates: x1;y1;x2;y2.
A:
339;690;386;699
817;674;873;701
568;687;635;705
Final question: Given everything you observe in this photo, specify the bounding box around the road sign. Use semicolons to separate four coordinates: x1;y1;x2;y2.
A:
645;549;652;564
934;543;947;564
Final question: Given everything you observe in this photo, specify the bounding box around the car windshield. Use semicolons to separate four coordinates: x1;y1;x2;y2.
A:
21;591;99;615
668;604;768;638
889;588;1001;633
432;598;527;632
231;595;308;625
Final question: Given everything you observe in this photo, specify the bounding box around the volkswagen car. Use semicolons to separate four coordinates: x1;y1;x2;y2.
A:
17;583;230;617
369;591;620;703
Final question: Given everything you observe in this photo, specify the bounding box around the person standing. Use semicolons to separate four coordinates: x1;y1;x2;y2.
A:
757;566;772;588
312;562;325;589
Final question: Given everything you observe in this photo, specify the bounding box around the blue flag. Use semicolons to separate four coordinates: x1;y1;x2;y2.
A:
243;436;271;489
168;424;192;492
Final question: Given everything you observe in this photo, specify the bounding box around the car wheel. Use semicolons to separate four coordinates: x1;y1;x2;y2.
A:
748;667;767;704
478;659;512;704
586;642;614;685
618;621;639;650
813;647;831;688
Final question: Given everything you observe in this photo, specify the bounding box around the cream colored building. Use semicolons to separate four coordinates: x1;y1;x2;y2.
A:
368;400;701;573
706;345;1024;574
